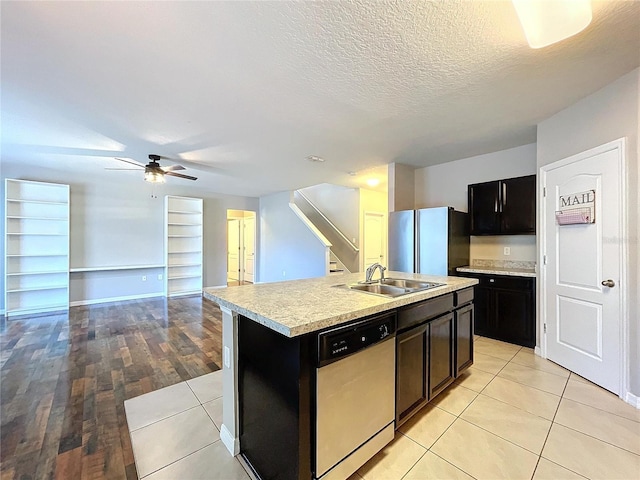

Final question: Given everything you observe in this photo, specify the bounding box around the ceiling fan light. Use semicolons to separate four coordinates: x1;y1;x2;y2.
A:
512;0;592;49
145;170;165;183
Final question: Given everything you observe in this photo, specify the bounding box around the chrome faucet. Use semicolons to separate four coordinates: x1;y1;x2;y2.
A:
365;263;387;283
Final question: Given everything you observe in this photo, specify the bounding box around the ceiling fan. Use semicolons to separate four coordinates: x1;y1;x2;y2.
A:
108;154;198;182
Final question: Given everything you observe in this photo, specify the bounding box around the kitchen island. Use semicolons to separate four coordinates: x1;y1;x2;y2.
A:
203;272;478;480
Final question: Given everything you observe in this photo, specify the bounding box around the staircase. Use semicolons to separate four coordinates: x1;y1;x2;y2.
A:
291;190;359;273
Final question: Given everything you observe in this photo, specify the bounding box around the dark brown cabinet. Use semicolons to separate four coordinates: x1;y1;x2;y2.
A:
459;273;535;347
455;304;474;376
428;313;454;398
396;324;428;424
468;175;536;235
395;292;473;427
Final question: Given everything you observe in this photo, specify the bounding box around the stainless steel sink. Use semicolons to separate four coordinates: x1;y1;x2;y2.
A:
348;283;409;297
380;278;443;290
338;278;445;298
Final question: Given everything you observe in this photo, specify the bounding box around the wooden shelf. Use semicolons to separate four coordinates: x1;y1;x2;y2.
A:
70;264;164;273
168;274;201;280
6;198;67;205
168;263;201;267
7;215;68;220
7;270;68;276
6;232;68;236
7;285;68;293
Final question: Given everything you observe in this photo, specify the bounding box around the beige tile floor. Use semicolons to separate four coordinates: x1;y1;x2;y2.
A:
125;337;640;479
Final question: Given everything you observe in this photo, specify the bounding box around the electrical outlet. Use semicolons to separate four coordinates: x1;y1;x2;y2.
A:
158;274;163;280
142;275;147;281
504;247;511;256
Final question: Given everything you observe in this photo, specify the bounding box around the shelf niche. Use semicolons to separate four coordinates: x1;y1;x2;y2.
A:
4;179;70;316
164;195;203;297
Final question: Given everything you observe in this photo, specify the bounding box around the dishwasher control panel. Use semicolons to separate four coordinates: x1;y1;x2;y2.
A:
317;313;396;367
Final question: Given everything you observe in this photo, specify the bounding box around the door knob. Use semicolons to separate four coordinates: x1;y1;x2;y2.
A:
601;279;615;288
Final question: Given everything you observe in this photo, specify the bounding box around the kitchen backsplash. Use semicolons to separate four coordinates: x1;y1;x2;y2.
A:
469;235;536;262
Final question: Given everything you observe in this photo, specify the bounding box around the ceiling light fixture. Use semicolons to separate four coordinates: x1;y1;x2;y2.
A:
366;178;380;187
512;0;592;49
144;170;165;183
306;155;325;162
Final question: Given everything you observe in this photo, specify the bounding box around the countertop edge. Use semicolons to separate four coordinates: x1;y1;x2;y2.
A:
204;275;478;338
456;267;537;278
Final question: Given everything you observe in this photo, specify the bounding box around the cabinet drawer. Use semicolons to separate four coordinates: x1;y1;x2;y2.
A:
455;288;474;306
476;275;532;290
398;294;454;331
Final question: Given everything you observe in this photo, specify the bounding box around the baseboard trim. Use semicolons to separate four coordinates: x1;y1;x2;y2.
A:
69;292;164;307
534;346;543;358
220;424;240;456
624;391;640;408
204;285;227;290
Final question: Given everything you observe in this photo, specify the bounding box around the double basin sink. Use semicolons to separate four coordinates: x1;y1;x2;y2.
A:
345;278;445;297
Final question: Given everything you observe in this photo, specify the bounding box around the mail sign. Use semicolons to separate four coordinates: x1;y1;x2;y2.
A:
559;190;595;208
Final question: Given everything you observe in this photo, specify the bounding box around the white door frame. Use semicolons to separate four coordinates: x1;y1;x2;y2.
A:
539;137;630;402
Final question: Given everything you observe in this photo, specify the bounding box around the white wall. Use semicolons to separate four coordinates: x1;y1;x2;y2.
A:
537;68;640;398
258;191;327;283
414;143;537;262
301;184;360;245
388;163;415;212
0;160;258;310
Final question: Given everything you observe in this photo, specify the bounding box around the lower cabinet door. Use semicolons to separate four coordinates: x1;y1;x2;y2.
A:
455;304;474;376
494;287;535;347
429;313;454;399
396;324;428;426
473;285;491;337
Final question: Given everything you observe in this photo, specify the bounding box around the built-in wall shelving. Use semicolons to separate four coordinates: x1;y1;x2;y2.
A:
4;179;70;316
165;196;203;297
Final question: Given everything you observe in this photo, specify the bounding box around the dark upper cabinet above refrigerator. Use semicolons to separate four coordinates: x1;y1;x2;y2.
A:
468;175;536;235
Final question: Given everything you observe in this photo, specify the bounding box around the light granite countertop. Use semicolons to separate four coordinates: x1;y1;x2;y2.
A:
203;272;478;337
456;266;537;278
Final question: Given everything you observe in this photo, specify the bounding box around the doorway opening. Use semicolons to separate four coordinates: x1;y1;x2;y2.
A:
227;210;257;286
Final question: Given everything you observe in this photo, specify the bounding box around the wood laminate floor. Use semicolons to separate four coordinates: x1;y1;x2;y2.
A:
0;295;222;480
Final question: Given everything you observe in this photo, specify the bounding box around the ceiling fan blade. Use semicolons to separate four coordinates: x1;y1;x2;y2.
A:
115;157;146;167
105;167;143;170
161;164;186;172
165;171;198;181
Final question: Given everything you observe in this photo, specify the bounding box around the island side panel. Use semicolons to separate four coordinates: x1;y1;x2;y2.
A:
221;306;241;455
238;315;313;480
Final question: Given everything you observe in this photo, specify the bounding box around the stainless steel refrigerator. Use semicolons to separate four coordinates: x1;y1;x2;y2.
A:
388;207;470;276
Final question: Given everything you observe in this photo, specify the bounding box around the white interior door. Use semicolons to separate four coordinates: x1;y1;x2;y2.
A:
363;212;385;270
227;219;241;282
542;140;625;394
243;216;255;283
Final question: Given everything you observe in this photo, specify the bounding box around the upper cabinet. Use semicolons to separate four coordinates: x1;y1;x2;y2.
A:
468;175;536;235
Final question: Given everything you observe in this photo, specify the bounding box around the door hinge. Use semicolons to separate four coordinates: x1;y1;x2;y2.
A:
544;323;547;333
543;187;546;197
543;255;547;265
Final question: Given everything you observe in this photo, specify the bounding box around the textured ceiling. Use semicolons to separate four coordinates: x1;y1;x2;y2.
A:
2;1;639;197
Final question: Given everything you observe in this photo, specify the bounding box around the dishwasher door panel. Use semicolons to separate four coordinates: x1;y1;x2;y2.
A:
316;337;396;478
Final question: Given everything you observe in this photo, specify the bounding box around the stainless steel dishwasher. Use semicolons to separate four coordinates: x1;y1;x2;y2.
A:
315;312;396;480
